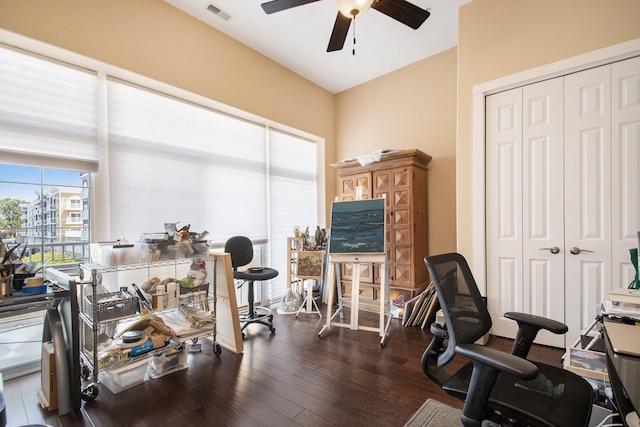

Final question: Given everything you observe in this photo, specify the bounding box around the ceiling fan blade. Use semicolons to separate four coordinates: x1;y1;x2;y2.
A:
327;12;351;52
372;0;431;29
261;0;321;14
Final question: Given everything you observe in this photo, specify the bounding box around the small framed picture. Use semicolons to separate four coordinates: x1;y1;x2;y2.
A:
564;347;609;381
296;251;324;278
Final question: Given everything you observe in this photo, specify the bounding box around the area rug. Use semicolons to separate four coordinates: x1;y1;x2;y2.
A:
404;398;463;427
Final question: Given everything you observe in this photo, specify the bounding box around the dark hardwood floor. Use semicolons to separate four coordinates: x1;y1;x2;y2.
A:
5;305;564;427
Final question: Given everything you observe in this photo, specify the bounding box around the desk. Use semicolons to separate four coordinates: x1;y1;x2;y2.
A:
0;269;81;415
602;319;640;426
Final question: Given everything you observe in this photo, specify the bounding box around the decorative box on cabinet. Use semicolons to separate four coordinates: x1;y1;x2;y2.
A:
333;149;432;311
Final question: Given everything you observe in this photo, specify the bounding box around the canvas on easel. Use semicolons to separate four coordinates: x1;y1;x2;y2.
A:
328;199;385;255
320;198;391;346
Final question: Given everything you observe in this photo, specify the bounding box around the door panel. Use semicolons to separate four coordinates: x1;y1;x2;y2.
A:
522;78;565;347
564;65;611;338
612;56;640;289
486;88;523;339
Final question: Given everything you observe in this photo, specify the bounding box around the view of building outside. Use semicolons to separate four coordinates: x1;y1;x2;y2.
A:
0;164;90;272
0;164;91;377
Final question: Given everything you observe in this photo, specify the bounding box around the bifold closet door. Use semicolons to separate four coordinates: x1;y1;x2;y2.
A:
486;78;566;348
563;64;612;339
486;56;640;348
611;56;640;292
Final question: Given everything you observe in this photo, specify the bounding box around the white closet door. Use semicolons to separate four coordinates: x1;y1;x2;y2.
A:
611;56;640;289
564;65;612;339
486;57;639;348
522;78;565;347
486;80;565;347
486;88;524;341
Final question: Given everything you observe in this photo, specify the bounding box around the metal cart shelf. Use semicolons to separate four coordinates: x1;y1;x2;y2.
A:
78;256;219;401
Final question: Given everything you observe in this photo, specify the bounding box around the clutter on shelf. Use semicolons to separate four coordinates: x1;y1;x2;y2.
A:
137;259;210;311
138;223;210;262
293;225;327;250
0;235;46;294
90;222;211;266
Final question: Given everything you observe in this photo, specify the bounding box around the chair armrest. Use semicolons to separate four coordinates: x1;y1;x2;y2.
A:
504;312;568;334
455;343;538;427
504;311;568;358
456;343;538;379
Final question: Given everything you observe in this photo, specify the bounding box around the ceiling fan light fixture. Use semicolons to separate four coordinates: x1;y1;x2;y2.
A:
334;0;375;19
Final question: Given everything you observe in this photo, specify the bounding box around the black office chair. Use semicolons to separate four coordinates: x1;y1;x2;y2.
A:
224;236;278;337
422;253;593;427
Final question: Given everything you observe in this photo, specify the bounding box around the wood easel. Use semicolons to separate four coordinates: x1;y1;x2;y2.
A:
318;252;391;346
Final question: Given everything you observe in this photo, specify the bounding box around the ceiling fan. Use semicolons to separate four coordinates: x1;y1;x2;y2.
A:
261;0;431;53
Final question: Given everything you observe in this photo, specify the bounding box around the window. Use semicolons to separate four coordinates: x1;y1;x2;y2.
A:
0;39;322;308
106;79;268;242
0;44;99;172
268;130;318;300
0;164;91;270
0;164;90;379
106;81;320;302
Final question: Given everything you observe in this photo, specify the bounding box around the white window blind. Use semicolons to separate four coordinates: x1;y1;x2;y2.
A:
107;80;268;242
0;44;98;171
268;129;318;300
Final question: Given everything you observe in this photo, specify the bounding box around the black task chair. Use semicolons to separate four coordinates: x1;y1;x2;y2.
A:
225;236;278;337
422;253;593;427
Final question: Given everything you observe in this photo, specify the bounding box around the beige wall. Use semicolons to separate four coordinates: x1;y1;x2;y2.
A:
335;48;458;255
4;0;639;264
457;0;640;265
0;0;337;221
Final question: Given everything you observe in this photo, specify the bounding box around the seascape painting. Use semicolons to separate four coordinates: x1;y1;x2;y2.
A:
329;199;385;254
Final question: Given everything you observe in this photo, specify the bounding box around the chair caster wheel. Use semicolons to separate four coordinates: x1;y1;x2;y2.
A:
213;343;222;356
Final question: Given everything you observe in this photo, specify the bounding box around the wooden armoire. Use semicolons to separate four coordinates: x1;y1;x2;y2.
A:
333;149;432;310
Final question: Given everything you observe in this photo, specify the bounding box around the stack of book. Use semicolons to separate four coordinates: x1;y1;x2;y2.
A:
402;283;439;329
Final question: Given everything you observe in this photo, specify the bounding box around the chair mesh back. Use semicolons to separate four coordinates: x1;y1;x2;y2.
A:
425;253;492;359
224;236;254;269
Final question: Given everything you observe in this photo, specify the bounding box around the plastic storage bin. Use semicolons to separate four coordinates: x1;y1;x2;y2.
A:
148;346;187;379
99;357;149;394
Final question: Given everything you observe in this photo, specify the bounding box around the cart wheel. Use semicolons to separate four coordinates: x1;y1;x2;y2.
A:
81;383;99;401
81;365;92;380
213;342;222;357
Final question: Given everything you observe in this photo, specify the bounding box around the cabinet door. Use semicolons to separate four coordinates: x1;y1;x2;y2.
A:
339;172;371;200
374;167;413;287
341;262;373;283
339;172;374;284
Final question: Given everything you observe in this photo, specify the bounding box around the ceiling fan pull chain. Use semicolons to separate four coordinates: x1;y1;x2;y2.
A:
352;17;356;55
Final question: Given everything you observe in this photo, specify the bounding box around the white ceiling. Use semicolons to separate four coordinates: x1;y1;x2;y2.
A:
164;0;472;93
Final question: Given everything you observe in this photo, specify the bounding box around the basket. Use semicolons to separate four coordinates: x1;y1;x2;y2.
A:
84;292;138;322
